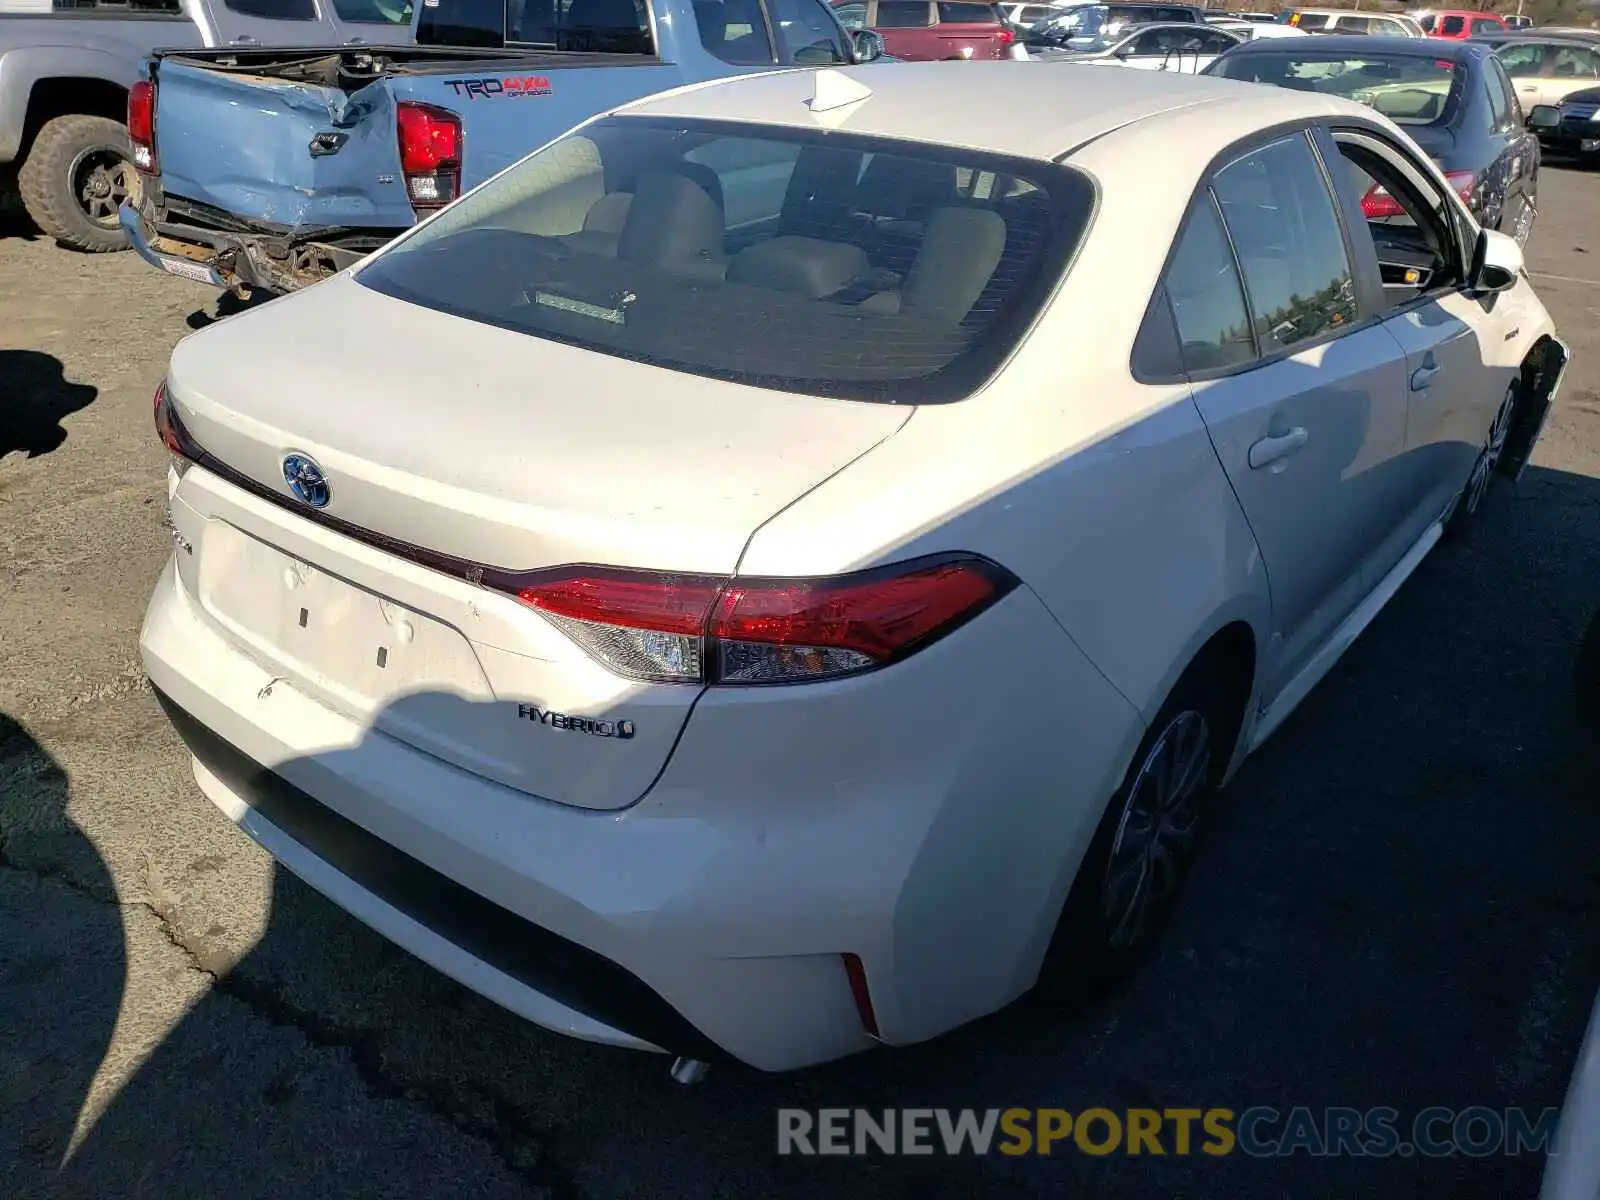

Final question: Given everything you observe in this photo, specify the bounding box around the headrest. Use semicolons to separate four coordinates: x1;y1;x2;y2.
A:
617;169;725;272
727;237;871;297
900;206;1007;326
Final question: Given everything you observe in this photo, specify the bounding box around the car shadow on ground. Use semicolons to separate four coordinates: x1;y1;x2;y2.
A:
8;461;1600;1199
185;289;273;332
0;350;98;463
0;179;38;243
0;714;126;1197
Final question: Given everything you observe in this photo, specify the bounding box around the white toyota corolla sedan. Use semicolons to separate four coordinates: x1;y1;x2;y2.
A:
141;62;1568;1076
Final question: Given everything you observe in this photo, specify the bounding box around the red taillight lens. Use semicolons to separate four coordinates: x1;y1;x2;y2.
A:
1362;169;1476;219
998;26;1015;44
396;101;462;210
511;555;1018;685
153;381;202;465
128;79;156;173
842;953;880;1039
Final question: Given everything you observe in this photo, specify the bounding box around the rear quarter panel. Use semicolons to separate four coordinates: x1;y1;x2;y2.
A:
736;112;1277;734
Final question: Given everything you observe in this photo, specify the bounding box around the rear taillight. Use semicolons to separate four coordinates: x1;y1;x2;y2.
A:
396;102;462;210
842;954;880;1039
154;382;202;473
129;79;156;173
1361;169;1476;219
507;554;1019;685
998;26;1015;44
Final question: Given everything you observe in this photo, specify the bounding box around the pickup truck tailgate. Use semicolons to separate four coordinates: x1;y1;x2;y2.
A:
153;59;418;230
152;53;706;231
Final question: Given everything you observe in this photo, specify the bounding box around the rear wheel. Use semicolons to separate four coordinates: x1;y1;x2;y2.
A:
1035;662;1236;1002
1444;380;1518;537
17;115;138;253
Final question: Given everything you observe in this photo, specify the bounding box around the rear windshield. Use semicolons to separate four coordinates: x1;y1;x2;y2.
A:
357;118;1093;404
417;0;654;51
1209;52;1464;126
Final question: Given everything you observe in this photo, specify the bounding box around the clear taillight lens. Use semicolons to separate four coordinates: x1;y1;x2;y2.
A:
508;556;1019;686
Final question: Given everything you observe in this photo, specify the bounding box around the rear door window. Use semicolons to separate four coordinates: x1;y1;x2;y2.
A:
1470;18;1502;35
330;0;414;24
696;0;777;61
876;0;933;24
1485;59;1518;128
937;0;995;22
357;117;1095;404
1496;42;1546;78
1163;196;1257;374
1210;133;1358;352
1440;14;1464;35
771;0;851;60
222;0;316;18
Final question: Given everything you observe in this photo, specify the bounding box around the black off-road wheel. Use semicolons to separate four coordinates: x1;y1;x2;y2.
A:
17;115;137;253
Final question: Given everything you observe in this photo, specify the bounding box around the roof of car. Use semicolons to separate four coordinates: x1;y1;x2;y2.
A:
1222;31;1489;58
615;62;1381;163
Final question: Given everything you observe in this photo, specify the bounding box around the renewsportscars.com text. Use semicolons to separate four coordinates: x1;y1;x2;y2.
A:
777;1106;1562;1158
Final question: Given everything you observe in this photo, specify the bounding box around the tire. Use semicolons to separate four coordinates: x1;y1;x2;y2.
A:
1443;378;1519;539
1500;192;1534;249
1578;607;1600;735
1034;660;1237;1003
17;115;138;253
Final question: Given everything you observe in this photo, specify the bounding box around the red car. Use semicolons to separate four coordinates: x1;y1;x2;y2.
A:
831;0;1017;60
1420;9;1508;39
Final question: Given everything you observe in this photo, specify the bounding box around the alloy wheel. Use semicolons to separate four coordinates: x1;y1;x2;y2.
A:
1463;386;1517;517
1101;709;1212;951
71;149;134;228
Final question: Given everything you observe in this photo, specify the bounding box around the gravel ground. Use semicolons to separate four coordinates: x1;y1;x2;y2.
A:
2;166;1598;1200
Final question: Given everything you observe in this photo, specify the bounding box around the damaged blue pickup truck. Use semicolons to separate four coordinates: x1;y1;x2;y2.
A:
120;0;886;293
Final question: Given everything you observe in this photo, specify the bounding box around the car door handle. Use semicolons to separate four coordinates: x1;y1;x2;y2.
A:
1411;363;1440;391
230;34;260;44
1248;427;1309;470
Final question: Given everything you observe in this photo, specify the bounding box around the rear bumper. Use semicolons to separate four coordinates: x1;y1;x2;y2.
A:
120;190;397;294
139;502;1142;1069
1533;128;1600;156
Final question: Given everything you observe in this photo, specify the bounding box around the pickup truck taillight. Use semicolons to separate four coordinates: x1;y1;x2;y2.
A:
128;80;156;173
396;102;462;211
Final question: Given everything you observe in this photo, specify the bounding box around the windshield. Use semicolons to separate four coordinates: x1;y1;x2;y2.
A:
1208;52;1463;125
357;118;1094;404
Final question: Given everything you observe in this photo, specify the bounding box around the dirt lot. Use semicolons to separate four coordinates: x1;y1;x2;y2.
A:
2;169;1599;1199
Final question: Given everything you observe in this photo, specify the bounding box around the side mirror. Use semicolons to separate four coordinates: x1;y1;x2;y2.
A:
1527;103;1560;130
851;28;886;62
1469;228;1523;295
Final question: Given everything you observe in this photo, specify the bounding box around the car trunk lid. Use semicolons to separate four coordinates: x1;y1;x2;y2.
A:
164;274;910;810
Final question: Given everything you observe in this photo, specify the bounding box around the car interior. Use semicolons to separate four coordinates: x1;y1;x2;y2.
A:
364;128;1075;393
1335;140;1459;303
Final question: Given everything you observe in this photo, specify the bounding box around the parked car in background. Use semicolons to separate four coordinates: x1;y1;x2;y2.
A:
832;0;1017;59
1002;2;1062;30
1206;36;1540;245
1031;19;1239;67
1021;1;1202;51
1503;14;1532;30
1208;19;1309;41
1279;8;1426;37
1489;34;1600;112
140;62;1566;1076
0;0;412;252
1525;87;1600;162
1420;10;1507;39
121;0;887;295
